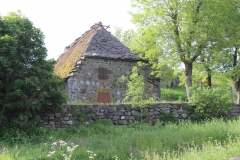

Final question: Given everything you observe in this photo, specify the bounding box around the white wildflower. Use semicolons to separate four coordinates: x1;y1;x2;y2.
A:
47;151;55;157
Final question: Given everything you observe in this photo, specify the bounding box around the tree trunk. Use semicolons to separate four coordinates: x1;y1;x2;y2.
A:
233;47;239;104
184;62;193;101
237;91;240;104
206;69;212;88
234;78;240;104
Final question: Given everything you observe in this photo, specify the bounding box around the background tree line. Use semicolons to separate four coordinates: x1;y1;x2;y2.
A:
115;0;240;103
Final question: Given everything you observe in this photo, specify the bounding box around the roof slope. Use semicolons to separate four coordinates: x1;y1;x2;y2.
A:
54;22;141;78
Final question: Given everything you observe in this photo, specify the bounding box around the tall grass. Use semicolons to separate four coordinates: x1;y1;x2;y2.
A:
161;86;188;102
1;118;240;159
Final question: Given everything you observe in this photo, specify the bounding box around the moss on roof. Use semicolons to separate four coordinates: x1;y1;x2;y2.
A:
54;22;142;78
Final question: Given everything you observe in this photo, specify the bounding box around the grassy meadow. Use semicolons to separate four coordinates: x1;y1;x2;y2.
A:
1;118;240;160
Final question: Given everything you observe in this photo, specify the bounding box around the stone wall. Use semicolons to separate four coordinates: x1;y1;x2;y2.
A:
65;57;158;102
41;104;240;128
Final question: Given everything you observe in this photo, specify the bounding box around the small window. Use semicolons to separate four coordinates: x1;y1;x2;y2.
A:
98;92;110;103
98;68;108;80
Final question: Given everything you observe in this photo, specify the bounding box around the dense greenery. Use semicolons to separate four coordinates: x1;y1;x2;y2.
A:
189;87;232;120
116;0;240;102
0;12;67;130
1;118;240;159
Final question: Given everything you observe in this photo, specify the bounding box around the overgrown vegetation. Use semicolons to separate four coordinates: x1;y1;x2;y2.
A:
0;11;67;137
189;87;232;120
1;118;240;159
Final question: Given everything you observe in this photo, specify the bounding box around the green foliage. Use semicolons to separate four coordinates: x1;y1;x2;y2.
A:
119;66;153;108
161;87;188;102
127;0;240;100
189;87;232;120
0;11;67;130
1;118;240;159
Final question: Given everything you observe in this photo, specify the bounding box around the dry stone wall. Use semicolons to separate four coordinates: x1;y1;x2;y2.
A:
65;58;158;102
41;104;240;128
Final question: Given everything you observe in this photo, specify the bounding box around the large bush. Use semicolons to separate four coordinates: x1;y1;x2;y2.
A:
189;87;232;120
0;11;67;129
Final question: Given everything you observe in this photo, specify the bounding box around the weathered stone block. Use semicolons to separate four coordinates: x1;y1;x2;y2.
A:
113;111;118;116
49;116;54;120
42;121;48;125
117;111;124;115
120;116;126;120
112;116;119;120
67;120;79;125
154;111;160;115
182;114;188;119
132;110;140;116
61;121;68;125
64;117;69;121
43;116;49;120
126;116;135;120
96;112;103;116
125;112;131;116
55;113;61;118
178;108;183;113
150;112;155;116
97;115;105;119
49;121;55;125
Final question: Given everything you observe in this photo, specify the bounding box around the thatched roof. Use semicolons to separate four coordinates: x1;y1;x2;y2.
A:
54;22;142;78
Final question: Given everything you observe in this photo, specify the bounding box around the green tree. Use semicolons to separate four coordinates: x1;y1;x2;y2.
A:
129;0;235;100
0;11;67;127
119;66;153;108
220;1;240;104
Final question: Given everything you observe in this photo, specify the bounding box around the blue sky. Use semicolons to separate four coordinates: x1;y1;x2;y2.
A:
0;0;134;59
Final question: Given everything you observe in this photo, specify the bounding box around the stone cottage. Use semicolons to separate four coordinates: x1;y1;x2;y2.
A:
54;22;159;103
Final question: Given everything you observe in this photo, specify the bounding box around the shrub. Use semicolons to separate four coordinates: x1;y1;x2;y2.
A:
189;87;232;120
119;66;154;108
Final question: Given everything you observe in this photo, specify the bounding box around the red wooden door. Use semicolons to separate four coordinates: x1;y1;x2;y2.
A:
98;92;110;103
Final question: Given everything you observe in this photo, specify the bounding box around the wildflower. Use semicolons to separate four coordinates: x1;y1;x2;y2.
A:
47;151;55;157
59;140;67;146
87;150;93;153
113;155;119;160
87;150;97;159
129;146;132;152
52;142;58;146
137;149;141;154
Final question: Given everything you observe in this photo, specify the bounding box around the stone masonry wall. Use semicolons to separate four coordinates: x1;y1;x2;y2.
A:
41;104;240;128
65;58;158;102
